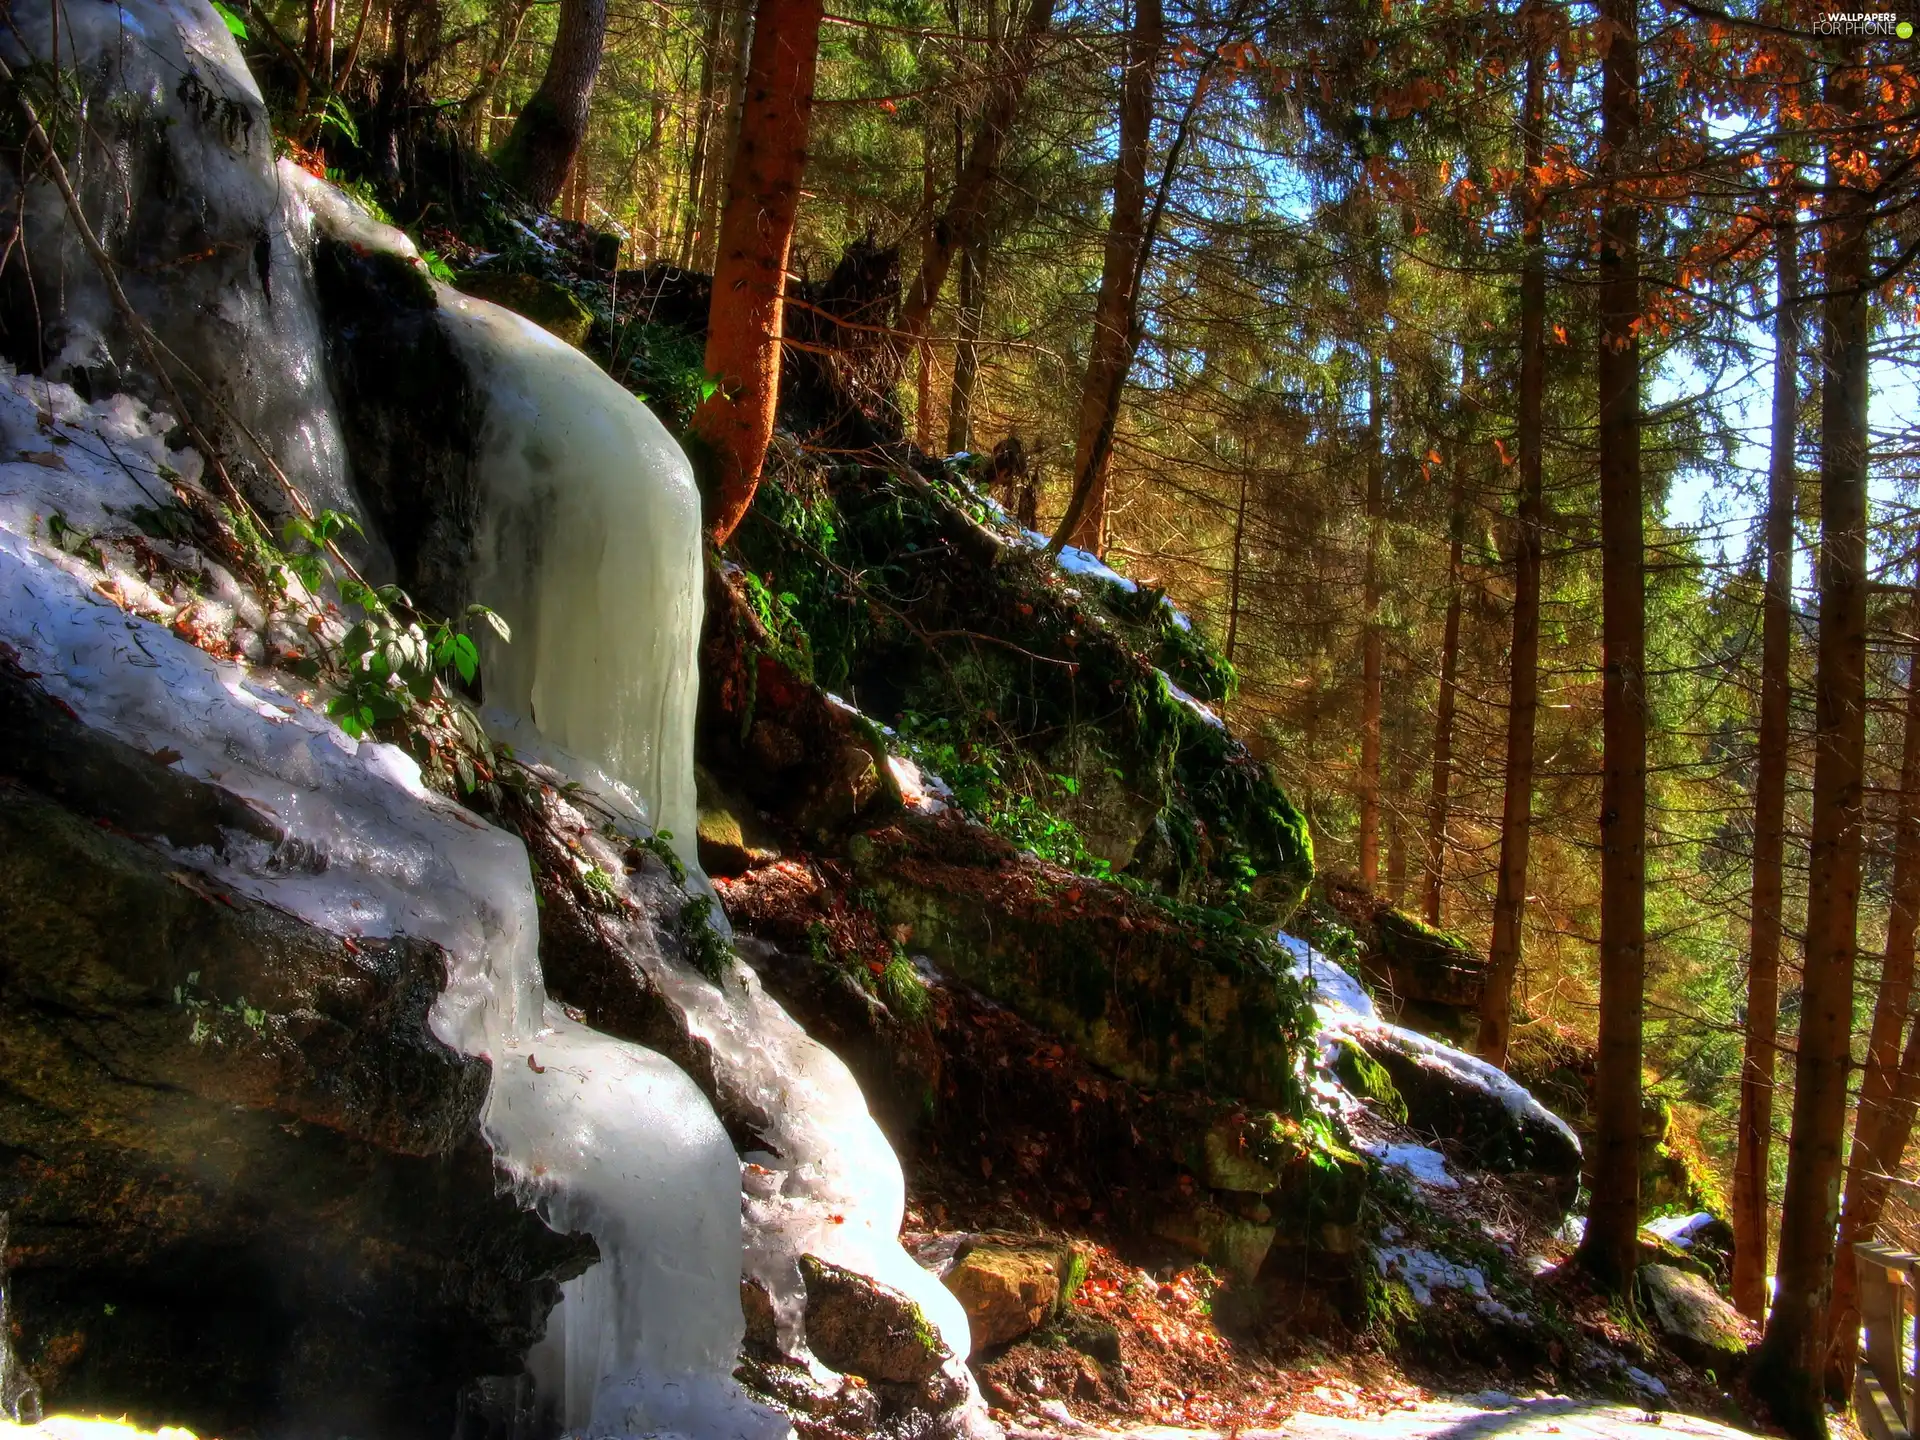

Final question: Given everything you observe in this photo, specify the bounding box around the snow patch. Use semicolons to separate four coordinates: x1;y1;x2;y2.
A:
1644;1212;1716;1248
1373;1246;1488;1306
1365;1141;1458;1190
1160;671;1225;728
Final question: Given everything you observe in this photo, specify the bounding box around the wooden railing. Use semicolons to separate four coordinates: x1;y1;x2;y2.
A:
1857;1242;1920;1440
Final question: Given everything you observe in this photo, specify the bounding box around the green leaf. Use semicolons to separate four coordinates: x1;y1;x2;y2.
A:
211;0;248;38
451;634;479;684
469;605;513;643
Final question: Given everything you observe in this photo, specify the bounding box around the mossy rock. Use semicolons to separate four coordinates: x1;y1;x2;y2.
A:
798;1254;950;1384
454;270;595;347
848;819;1313;1112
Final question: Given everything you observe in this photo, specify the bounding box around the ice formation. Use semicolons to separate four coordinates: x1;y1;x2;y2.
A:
0;329;970;1437
444;296;703;859
0;413;782;1436
0;0;381;567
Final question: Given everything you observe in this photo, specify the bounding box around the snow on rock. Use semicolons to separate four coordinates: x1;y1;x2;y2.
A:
1275;934;1379;1024
1160;671;1225;729
1644;1212;1716;1248
1364;1141;1458;1190
1373;1245;1488;1306
1278;937;1579;1166
888;754;953;814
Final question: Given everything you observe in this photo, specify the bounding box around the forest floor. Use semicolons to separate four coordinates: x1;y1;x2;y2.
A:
905;1151;1781;1440
1004;1394;1781;1440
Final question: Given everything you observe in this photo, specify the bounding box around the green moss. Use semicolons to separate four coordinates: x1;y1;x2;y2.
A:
1334;1038;1408;1124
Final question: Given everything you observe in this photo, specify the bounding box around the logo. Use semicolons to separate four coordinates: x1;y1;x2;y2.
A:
1814;10;1910;31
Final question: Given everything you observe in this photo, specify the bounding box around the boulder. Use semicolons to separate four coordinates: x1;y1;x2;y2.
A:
1347;1023;1582;1203
798;1254;952;1385
1638;1264;1749;1373
1322;877;1487;1044
848;817;1314;1111
942;1242;1073;1353
453;271;596;348
0;658;590;1439
1152;1202;1277;1283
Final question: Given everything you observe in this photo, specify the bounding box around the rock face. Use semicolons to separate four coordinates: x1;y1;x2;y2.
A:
1350;1024;1582;1198
942;1242;1074;1353
849;818;1314;1111
1322;877;1487;1045
1638;1265;1749;1373
0;658;590;1438
798;1255;951;1385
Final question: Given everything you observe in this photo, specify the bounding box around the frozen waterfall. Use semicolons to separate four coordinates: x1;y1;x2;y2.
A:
1;0;978;1427
446;296;703;861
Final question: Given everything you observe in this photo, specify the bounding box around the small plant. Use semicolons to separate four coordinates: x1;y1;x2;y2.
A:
266;509;510;792
679;894;733;983
580;864;622;910
877;947;930;1022
635;829;686;885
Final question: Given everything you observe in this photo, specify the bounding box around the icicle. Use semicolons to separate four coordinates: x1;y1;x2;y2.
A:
442;297;703;864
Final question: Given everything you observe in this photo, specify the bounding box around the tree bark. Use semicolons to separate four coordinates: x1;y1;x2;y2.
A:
1226;447;1251;672
1478;0;1548;1066
696;0;755;271
1750;49;1873;1440
1731;215;1799;1323
678;0;731;265
1574;0;1645;1295
461;0;535;149
1826;581;1920;1397
494;0;611;210
946;242;985;453
1061;0;1160;555
897;0;1054;346
1426;387;1471;929
691;0;825;545
1358;345;1386;890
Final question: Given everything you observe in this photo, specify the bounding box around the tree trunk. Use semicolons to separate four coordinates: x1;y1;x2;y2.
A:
1478;0;1548;1066
1750;50;1873;1440
462;0;534;148
678;0;730;265
1061;0;1160;554
691;0;825;545
915;122;940;449
1225;449;1250;669
946;242;985;453
494;0;611;210
896;0;1054;346
1575;0;1645;1295
1731;215;1799;1323
1426;394;1470;929
1358;345;1386;890
696;0;755;271
1827;581;1920;1396
1384;707;1415;905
